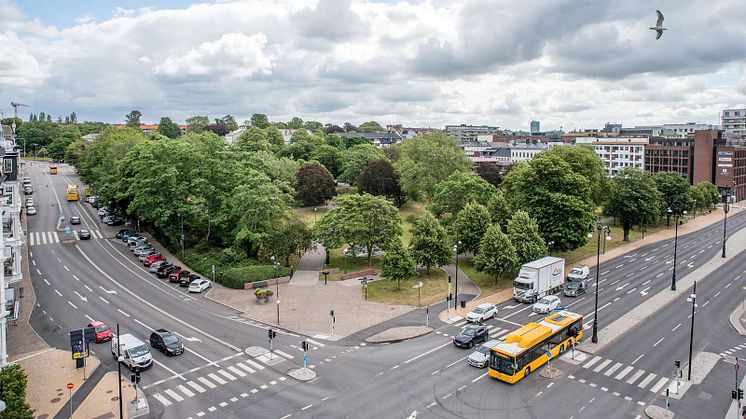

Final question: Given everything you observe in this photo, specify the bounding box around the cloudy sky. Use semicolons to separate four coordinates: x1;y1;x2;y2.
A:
1;0;745;130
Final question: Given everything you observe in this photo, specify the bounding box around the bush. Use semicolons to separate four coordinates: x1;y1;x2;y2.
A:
181;248;252;281
0;364;34;418
220;265;292;289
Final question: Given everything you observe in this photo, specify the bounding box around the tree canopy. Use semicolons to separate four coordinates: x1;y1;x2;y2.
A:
356;159;406;207
506;210;547;264
453;202;491;255
125;110;142;127
409;212;452;274
542;145;609;205
157;116;181;139
474;224;518;284
296;162;336;206
654;171;692;215
428;171;496;219
339;144;386;185
605;168;662;241
380;240;417;290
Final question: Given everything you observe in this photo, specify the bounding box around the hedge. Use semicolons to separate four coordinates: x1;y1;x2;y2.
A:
0;364;34;418
181;248;253;281
220;265;292;289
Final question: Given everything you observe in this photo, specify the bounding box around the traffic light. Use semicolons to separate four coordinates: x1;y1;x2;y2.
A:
301;341;309;352
130;368;141;385
674;360;680;368
739;388;743;400
732;389;737;400
268;329;277;340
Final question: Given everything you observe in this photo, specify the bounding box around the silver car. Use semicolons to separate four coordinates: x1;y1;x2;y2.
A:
467;340;500;368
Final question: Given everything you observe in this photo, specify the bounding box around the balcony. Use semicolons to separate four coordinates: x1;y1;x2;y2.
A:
3;246;22;285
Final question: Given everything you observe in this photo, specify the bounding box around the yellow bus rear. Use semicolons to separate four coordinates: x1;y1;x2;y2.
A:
66;185;79;201
49;165;58;175
488;310;583;384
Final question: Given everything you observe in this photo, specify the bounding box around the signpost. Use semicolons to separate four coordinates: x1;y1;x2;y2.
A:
330;310;335;337
67;383;74;418
412;282;423;307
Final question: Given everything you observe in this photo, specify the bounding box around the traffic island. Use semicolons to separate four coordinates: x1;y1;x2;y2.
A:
365;326;433;343
729;304;746;336
539;365;563;379
245;346;286;366
645;405;674;418
288;367;317;381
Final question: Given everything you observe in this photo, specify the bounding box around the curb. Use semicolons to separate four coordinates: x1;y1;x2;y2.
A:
645;405;674;418
364;326;433;343
729;305;746;336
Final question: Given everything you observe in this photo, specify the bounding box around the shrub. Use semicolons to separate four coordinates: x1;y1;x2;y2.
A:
0;364;34;418
220;265;292;289
181;248;252;281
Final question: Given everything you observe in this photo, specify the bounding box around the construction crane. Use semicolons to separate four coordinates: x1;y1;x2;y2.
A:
10;102;29;119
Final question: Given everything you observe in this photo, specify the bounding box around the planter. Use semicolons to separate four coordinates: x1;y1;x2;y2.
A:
265;295;272;303
256;297;266;304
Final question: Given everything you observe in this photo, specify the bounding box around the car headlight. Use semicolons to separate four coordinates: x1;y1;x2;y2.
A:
166;348;173;352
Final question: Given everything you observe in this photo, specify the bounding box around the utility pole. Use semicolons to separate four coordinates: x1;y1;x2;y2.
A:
116;323;123;419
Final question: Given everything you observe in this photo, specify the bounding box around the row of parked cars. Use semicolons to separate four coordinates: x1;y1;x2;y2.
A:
117;229;212;293
22;177;37;216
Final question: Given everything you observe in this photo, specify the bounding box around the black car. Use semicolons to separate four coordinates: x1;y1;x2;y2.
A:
106;215;125;226
179;273;201;287
149;329;184;356
158;265;180;279
78;230;91;240
453;324;489;349
70;216;81;225
116;229;135;239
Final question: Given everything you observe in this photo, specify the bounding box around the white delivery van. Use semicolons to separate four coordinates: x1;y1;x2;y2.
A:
111;333;152;370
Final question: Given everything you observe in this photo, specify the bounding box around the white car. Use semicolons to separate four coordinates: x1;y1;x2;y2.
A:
465;303;498;323
26;206;37;216
467;339;500;368
98;207;108;217
533;295;561;314
188;279;211;293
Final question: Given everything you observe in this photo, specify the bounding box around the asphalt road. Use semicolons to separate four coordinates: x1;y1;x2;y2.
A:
24;160;746;418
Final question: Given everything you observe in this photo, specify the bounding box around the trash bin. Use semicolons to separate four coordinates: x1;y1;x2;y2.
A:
460;300;466;309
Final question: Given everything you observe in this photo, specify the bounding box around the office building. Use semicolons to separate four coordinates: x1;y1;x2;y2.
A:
530;120;540;134
721;108;746;134
445;124;500;142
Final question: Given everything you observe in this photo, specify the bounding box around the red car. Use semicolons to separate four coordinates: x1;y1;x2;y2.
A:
87;321;113;343
168;267;183;283
144;254;165;266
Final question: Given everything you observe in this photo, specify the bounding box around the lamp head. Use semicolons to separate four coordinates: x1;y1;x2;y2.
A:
667;207;673;214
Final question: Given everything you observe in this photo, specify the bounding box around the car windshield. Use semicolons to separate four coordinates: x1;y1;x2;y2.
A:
162;335;179;344
571;269;583;275
538;298;552;304
476;345;491;356
566;282;579;289
471;308;484;314
514;281;531;290
128;345;149;358
461;328;477;336
489;351;516;376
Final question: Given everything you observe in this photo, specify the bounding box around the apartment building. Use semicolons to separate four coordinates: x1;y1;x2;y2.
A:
574;137;647;176
445;124;500;141
510;143;547;163
721;108;746;134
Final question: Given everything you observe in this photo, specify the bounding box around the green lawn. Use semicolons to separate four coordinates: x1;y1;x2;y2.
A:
324;247;382;280
398;201;427;247
459;259;514;296
366;269;450;306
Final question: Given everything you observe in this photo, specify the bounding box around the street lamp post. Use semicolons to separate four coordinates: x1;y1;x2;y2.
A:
453;240;461;311
322;270;329;285
271;256;280;324
669;208;687;291
686;281;697;380
547;241;555;256
590;223;611;343
722;192;730;258
313;207;318;224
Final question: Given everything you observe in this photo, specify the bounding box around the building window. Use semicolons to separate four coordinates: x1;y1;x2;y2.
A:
2;158;11;174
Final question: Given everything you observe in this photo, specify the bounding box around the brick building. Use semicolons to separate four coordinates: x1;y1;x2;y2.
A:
693;130;746;201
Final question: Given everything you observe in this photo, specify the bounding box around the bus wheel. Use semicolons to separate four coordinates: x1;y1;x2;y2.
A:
525;367;531;377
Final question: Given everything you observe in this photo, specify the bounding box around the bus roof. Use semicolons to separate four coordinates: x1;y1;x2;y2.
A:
67;184;78;189
492;310;582;357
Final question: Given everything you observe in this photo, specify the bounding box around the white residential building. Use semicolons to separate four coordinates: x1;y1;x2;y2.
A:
575;137;648;176
510;143;547;163
445;124;500;141
722;108;746;134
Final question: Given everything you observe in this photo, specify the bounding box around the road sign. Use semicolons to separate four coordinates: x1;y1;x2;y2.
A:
67;383;74;390
304;353;309;362
546;351;551;359
65;225;71;234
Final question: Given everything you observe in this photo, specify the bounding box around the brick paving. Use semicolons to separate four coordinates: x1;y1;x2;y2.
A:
76;371;138;419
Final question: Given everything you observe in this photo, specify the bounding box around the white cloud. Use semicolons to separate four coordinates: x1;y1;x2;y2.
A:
0;0;745;129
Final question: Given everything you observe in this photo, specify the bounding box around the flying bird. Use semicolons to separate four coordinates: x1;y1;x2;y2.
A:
650;10;667;40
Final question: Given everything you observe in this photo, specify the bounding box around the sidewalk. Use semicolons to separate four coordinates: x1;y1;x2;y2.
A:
75;371;139;419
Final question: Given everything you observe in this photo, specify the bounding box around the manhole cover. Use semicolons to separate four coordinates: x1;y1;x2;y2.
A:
698;391;712;400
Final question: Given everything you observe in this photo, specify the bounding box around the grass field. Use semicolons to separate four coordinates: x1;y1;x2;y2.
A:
366;269;449;306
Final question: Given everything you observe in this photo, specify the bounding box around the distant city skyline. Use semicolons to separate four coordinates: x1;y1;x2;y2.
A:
1;0;745;130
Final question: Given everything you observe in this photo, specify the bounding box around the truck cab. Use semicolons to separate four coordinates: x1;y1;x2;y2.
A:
111;333;152;371
513;257;565;303
567;266;590;282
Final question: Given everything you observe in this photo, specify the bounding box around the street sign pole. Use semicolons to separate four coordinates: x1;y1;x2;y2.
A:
426;306;429;328
67;383;74;419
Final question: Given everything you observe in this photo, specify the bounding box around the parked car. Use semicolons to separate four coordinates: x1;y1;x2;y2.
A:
343;245;384;258
97;207;108;217
25;198;35;207
533;295;561;314
23;187;33;195
106;215;124;226
467;339;500;368
122;231;140;241
149;329;184;356
453;324;489;349
78;230;91;240
139;250;161;262
564;280;588;297
116;229;134;239
128;236;148;247
25;206;36;216
144;254;165;266
465;303;498;323
179;273;200;287
70;216;81;225
87;321;113;343
149;261;171;273
133;245;154;256
169;268;186;283
91;200;102;209
158;265;179;279
188;279;211;293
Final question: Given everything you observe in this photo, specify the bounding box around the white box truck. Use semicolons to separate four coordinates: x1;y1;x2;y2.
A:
513;256;565;303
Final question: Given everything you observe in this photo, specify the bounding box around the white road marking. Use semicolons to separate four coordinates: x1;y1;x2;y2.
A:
217;369;237;381
244;359;265;370
637;372;657;389
68;301;78;309
274;349;294;359
54;289;62;296
227;366;246;377
650;377;669;393
84;285;93;292
85;314;95;322
52;232;60;243
152;393;172;406
176;385;195;398
164;389;184;402
631;354;644;365
73;275;80;281
604;362;623;376
471;372;488;382
404;342;452;364
593;359;612;373
642;280;651;286
672;323;682;332
653;337;664;347
236;362;256;374
117;309;130;317
626;369;646;384
301;405;312;411
43;278;50;285
187;381;206;393
615;366;634;380
583;356;602;369
99;296;109;304
197;377;216;389
207;373;227;385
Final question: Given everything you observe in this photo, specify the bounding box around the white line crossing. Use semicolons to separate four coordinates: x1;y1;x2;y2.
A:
186;381;206;393
274;349;294;359
650;377;669;393
217;369;237;381
637;372;657;389
198;377;217;389
52;231;59;243
176;384;195;398
227;366;246;377
626;370;645;385
305;338;325;347
153;393;172;406
236;362;256;374
207;373;227;385
29;233;35;246
244;359;265;370
603;362;623;376
593;359;612;373
615;366;634;380
583;356;603;369
41;233;47;245
164;389;184;402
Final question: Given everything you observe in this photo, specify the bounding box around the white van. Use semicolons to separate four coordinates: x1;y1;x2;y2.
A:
111;333;152;370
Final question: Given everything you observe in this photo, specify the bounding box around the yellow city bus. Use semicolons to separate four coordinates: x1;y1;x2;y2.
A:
66;185;79;202
488;310;583;384
49;165;58;175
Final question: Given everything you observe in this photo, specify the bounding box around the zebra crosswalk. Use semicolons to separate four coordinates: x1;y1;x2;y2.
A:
441;322;511;339
28;230;105;246
564;351;675;394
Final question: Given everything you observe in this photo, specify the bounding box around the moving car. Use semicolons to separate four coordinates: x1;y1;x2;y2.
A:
149;261;171;273
111;334;152;370
564;280;587;297
467;339;500;368
179;273;200;287
465;303;498;323
78;230;91;240
453;324;489;349
533;295;561;314
567;266;590;282
87;321;113;343
188;279;211;293
149;329;184;356
70;216;81;225
26;206;36;215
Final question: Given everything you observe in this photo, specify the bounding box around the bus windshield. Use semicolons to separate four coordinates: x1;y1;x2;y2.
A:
490;351;515;375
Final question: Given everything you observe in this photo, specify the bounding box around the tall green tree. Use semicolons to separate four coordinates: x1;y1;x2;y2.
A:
0;364;34;418
357;159;406;207
409;212;452;274
695;181;721;210
428;171;496;219
475;164;506;187
250;113;270;129
358;121;384;132
222;114;239;132
506;210;547;264
186;115;210;133
395;133;472;200
263;214;313;266
487;190;512;228
543;145;608;205
474;224;518;285
288;117;304;129
380;240;417;290
654;171;692;216
453;202;491;255
234;127;271;153
339;144;386;185
501;155;596;252
605;168;662;241
309;144;343;178
315;194;403;266
125;110;142;127
265;126;285;149
157;117;182;138
296;162;336;206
